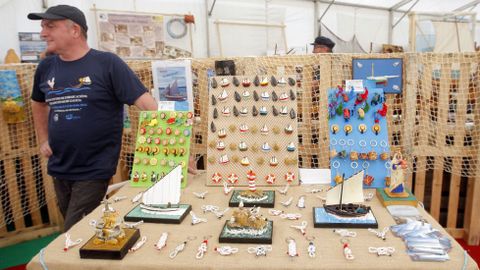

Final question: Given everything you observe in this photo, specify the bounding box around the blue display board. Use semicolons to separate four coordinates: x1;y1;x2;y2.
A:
352;58;403;94
328;80;390;188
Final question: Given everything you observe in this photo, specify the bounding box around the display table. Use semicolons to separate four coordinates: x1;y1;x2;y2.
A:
27;172;479;270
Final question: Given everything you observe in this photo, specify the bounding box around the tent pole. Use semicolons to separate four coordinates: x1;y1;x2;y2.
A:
205;0;211;57
314;0;319;37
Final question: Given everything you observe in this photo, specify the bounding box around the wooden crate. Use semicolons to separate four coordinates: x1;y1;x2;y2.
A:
0;65;61;247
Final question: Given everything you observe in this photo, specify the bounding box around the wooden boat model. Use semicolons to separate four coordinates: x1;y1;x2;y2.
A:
164;79;187;101
140;165;182;212
324;171;370;217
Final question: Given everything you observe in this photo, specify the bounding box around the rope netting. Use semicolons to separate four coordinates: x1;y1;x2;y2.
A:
0;52;479;229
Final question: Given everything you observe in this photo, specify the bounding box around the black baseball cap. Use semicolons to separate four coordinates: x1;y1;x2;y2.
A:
28;5;88;32
311;36;335;49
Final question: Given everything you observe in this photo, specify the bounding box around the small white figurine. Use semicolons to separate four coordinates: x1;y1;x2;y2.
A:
286;238;298;257
193;191;208;199
368;246;395;256
368;227;389;240
268;209;283;216
214;246;239;256
307;188;323;194
277;183;290;195
123;220;143;229
342;239;354;260
247;245;272;257
196;239;209;259
113;196;127;202
131;192;143;203
281;197;293;207
214;207;230;219
290;221;307;235
296;196;305;209
154;232;168;250
364;192;374;201
64;233;82;251
223;181;234;195
333;229;357;237
129;236;147;252
190;211;207;225
280;213;302;220
307;241;316;258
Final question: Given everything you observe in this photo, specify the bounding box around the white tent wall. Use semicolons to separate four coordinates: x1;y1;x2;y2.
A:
0;0;207;62
317;3;412;52
1;0;479;63
207;0;314;57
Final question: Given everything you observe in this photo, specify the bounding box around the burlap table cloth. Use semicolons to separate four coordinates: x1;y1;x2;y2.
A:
27;172;479;270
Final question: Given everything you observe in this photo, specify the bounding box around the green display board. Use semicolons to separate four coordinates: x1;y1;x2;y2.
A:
130;111;193;188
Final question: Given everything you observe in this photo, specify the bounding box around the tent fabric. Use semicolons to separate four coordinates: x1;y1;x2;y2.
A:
320;23;367;53
432;21;475;52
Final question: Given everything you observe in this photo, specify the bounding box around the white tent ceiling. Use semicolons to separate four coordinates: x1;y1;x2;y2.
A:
317;0;480;13
0;0;478;60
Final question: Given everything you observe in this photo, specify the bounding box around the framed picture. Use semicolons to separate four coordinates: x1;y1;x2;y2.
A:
352;58;403;94
151;60;193;111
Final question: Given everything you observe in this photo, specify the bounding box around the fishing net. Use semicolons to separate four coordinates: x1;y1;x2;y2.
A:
1;52;479;231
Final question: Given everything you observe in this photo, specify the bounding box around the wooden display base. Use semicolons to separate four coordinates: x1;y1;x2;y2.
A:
79;228;140;260
124;204;191;224
384;188;409;198
219;220;273;244
228;190;275;208
313;207;378;229
377;188;418;207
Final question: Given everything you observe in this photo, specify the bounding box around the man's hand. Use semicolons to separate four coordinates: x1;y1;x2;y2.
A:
39;141;53;158
188;155;198;175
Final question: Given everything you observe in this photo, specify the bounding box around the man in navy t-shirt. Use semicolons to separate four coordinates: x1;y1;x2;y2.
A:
28;5;158;231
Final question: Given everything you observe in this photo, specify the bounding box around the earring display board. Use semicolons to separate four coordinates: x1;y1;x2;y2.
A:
206;75;300;187
130;111;193;188
328;80;390;188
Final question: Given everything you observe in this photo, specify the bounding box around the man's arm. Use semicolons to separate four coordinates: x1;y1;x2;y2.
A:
31;100;52;158
133;92;158;111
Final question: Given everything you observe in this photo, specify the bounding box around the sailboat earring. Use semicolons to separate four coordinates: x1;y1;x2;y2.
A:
350;161;358;174
380;140;389;160
384;161;392;186
332;161;342;184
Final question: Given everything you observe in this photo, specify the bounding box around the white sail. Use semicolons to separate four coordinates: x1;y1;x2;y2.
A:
142;165;182;205
326;170;365;205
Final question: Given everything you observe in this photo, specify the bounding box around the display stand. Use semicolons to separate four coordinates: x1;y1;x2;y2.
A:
79;228;140;260
206;75;300;187
130;111;193;188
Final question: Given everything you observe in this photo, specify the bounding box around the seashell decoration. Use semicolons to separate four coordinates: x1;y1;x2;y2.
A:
233;76;240;87
234;91;241;102
211;77;218;88
253;90;260;101
271;76;278;87
253;75;260;86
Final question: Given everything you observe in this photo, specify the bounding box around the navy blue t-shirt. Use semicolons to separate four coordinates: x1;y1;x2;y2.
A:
31;49;147;181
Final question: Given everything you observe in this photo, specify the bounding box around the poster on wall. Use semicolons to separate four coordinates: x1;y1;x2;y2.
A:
151;60;193;111
97;12;165;58
0;70;26;123
352;58;403;94
18;32;46;63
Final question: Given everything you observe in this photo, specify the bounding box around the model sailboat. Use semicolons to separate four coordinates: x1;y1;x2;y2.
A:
139;165;182;212
125;165;191;224
164;79;187;101
324;170;371;217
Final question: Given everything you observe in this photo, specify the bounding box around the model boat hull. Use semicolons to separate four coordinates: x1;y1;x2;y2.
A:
324;203;371;217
